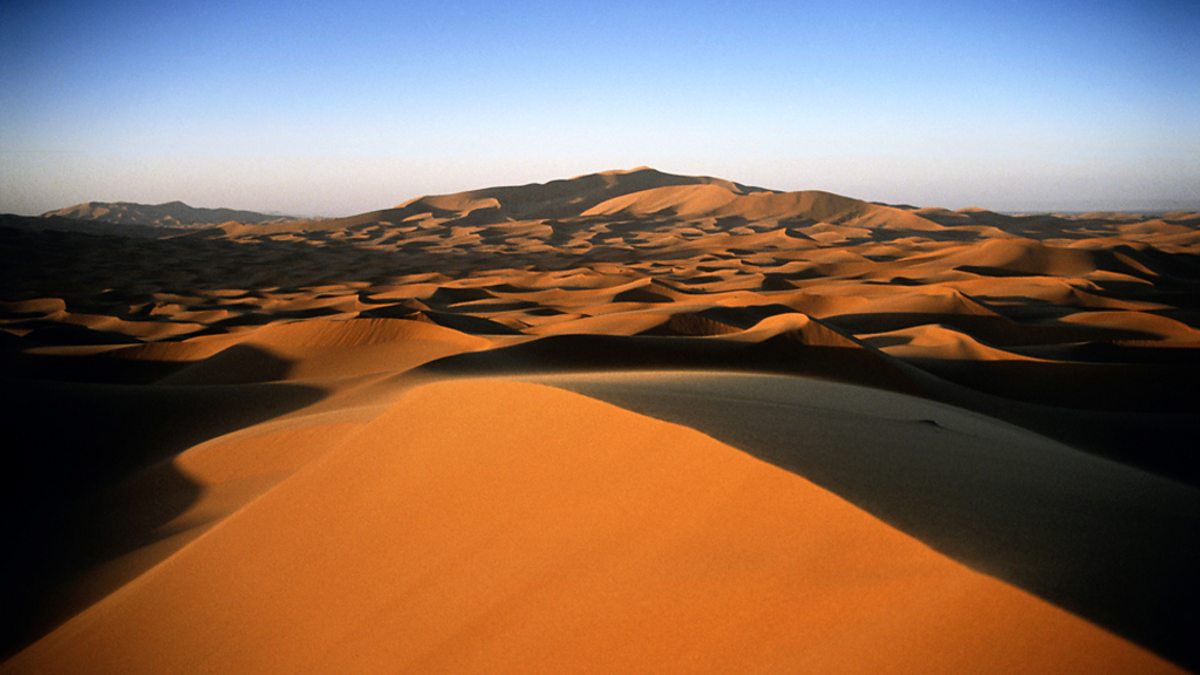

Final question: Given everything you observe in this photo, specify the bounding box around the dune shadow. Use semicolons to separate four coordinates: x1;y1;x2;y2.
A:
0;345;327;658
894;357;1200;488
905;356;1199;412
3;348;193;384
416;332;923;396
825;311;1163;345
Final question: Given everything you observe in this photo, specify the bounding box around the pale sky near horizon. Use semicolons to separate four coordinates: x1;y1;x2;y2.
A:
2;0;1198;216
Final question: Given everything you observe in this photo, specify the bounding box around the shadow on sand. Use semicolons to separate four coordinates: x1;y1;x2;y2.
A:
0;346;326;658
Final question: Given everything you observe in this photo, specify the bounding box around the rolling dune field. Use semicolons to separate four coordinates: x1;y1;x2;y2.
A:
2;168;1198;673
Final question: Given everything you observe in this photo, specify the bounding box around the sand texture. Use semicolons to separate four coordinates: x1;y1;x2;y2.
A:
2;168;1197;672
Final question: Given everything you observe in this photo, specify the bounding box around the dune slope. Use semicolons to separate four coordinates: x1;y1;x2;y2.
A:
2;380;1180;674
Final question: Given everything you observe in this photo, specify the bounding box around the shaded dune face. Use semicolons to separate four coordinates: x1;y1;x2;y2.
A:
1;168;1198;672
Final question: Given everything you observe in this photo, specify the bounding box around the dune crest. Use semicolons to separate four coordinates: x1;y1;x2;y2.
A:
2;380;1180;674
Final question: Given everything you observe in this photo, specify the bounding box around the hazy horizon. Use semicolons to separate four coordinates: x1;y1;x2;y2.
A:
19;165;1200;219
3;0;1198;216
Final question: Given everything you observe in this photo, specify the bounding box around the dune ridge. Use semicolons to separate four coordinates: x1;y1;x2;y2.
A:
1;380;1183;674
40;201;292;228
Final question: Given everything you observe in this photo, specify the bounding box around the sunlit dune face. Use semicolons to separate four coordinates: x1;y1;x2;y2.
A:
3;380;1186;673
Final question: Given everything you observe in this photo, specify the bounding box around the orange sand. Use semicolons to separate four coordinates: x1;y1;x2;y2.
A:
2;381;1179;673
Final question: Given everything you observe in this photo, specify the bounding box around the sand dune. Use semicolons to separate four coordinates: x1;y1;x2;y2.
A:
404;166;766;220
861;323;1045;361
160;317;493;384
40;201;292;228
2;168;1198;671
582;183;944;232
2;380;1182;674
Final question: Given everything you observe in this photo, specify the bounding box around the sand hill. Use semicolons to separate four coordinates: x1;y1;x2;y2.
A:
2;168;1198;672
40;200;292;228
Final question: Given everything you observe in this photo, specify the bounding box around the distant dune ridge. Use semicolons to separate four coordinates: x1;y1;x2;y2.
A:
40;200;293;228
1;167;1198;673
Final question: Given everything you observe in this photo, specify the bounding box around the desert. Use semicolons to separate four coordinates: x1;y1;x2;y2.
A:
1;166;1197;673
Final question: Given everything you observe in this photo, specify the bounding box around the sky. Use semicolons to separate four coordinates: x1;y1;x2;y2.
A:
1;0;1198;216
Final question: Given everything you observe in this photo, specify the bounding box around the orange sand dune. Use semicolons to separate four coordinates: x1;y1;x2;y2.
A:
861;324;1046;361
1059;310;1200;344
159;318;493;384
582;183;944;231
1;380;1179;674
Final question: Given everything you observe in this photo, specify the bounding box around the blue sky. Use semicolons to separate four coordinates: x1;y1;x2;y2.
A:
2;0;1198;215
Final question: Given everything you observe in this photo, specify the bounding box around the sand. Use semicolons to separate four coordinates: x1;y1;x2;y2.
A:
1;167;1197;671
